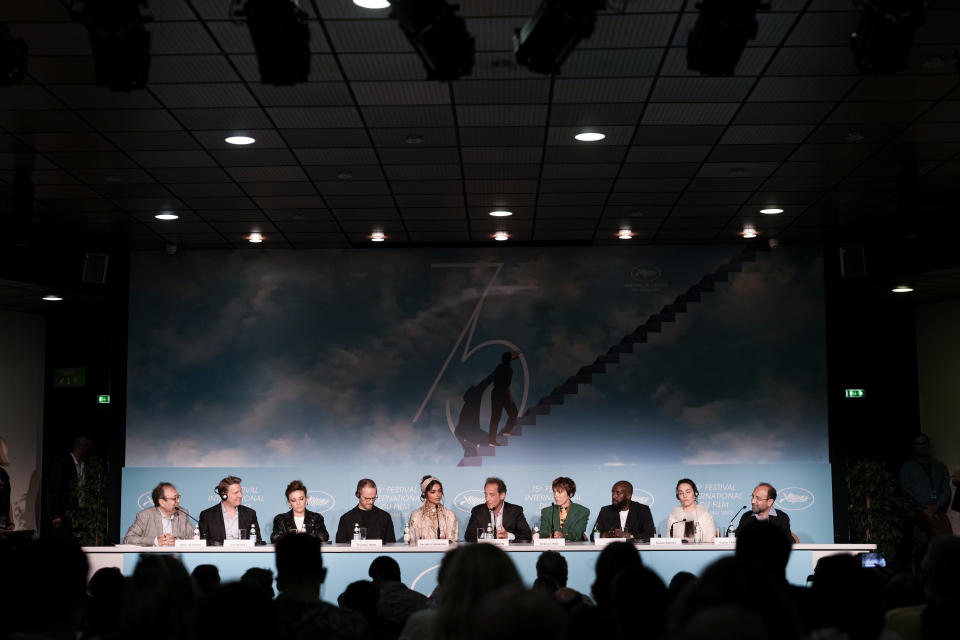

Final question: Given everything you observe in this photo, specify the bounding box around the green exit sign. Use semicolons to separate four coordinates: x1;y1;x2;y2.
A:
97;395;111;404
845;389;865;398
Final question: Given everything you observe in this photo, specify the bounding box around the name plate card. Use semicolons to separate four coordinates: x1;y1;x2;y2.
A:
649;537;683;545
714;538;736;544
417;538;450;548
350;539;383;548
533;537;565;547
223;539;256;548
478;538;510;547
592;536;628;547
174;539;206;548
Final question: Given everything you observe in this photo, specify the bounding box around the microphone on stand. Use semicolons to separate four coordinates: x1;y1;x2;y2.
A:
727;505;747;536
176;506;200;525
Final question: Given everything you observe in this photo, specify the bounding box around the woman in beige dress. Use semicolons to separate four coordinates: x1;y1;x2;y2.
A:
408;475;458;541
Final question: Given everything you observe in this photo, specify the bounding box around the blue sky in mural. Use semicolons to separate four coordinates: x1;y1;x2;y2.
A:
126;245;827;468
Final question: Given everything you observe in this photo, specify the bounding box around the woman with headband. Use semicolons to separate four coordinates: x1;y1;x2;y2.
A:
408;475;459;542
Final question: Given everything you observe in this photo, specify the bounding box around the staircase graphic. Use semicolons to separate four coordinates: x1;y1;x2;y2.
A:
456;242;769;466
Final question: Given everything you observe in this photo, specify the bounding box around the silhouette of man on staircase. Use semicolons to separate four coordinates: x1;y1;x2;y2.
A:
488;351;520;446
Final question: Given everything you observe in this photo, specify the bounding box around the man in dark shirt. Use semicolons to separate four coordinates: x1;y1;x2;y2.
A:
335;478;396;543
368;555;427;634
735;483;792;540
488;351;520;445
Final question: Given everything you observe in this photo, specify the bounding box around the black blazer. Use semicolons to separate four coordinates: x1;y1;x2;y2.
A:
592;502;656;541
198;503;263;544
464;501;532;542
271;509;329;543
735;509;792;539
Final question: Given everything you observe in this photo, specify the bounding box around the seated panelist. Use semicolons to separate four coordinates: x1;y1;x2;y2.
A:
539;476;589;541
464;477;531;542
271;479;329;544
591;480;655;541
335;478;396;543
665;478;715;541
198;475;263;544
408;475;458;541
123;482;194;546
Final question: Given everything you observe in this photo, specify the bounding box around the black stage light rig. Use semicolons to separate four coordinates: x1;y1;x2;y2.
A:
391;0;474;81
71;0;151;90
0;22;28;86
851;0;925;74
687;0;762;76
241;0;310;85
514;0;605;75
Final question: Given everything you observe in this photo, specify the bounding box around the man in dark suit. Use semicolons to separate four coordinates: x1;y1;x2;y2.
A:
592;480;656;541
47;436;92;531
198;475;263;544
735;483;792;540
464;477;531;541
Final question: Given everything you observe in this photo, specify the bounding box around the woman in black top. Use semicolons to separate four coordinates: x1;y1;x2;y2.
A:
271;479;329;543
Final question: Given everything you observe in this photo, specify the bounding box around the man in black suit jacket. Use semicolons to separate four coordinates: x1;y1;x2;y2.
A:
198;475;263;544
592;480;656;541
464;477;531;541
735;483;792;540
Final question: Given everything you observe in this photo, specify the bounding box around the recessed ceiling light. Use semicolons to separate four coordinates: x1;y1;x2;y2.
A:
892;285;914;293
489;210;512;217
337;171;353;180
618;229;633;240
42;294;63;302
353;0;390;8
760;208;783;215
247;232;264;243
371;231;386;242
574;132;605;142
845;130;865;142
742;226;758;239
921;56;944;69
225;135;255;145
405;134;424;144
155;211;179;220
493;231;509;241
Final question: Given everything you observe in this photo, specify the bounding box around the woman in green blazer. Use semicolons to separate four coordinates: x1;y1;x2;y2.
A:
540;476;590;541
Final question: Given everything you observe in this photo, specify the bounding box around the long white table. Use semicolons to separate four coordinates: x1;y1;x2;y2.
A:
84;542;875;598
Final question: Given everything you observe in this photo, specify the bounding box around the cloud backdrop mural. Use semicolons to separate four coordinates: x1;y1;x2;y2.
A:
126;245;827;468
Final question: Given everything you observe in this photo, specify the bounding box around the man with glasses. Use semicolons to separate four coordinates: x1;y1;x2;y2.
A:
335;478;396;543
734;482;791;539
123;482;194;546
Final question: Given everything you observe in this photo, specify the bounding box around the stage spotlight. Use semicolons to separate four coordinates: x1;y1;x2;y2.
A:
687;0;761;76
514;0;605;75
242;0;310;85
72;0;151;90
850;0;925;74
0;23;28;86
390;0;474;81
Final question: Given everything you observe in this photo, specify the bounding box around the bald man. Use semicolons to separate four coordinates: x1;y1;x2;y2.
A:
591;481;655;541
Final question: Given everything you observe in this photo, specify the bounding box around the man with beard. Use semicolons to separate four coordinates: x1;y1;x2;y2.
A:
591;481;655;541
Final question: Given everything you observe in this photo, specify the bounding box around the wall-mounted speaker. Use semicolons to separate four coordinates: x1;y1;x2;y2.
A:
839;246;866;278
82;252;109;284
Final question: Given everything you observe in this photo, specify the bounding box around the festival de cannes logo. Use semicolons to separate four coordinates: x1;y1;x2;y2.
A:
775;487;815;511
630;265;661;282
137;491;154;510
634;489;655;507
307;490;335;513
454;489;485;514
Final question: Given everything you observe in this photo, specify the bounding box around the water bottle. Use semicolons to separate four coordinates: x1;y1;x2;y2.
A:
403;524;411;545
592;523;599;542
249;523;257;542
727;522;736;539
353;523;361;540
193;526;200;540
485;523;493;540
532;525;540;540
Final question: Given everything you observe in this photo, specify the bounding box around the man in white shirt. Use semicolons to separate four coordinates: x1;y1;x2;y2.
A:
123;482;194;545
